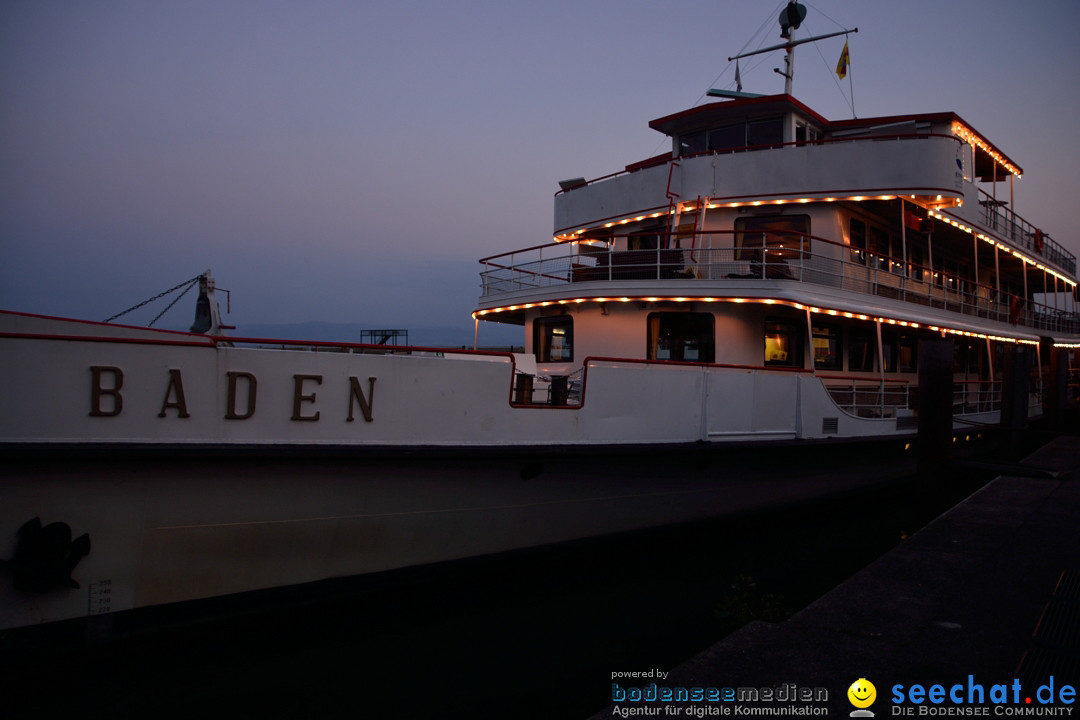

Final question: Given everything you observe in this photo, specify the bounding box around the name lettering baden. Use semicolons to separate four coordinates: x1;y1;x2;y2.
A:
88;366;376;422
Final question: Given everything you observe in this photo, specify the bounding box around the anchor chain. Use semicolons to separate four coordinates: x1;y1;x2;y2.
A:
103;274;203;325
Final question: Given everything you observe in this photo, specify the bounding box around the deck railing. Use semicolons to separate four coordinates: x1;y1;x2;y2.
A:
976;188;1075;276
820;378;1005;420
479;231;1080;335
820;377;914;418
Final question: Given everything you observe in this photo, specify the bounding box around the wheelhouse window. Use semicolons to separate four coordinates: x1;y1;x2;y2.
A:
764;318;802;367
679;131;707;156
534;316;573;363
735;215;810;265
812;325;842;370
648;313;714;363
747;117;784;149
795;120;822;144
708;124;744;151
677;116;784;156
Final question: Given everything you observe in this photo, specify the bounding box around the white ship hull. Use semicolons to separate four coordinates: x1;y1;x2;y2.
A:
2;430;917;630
0;310;952;451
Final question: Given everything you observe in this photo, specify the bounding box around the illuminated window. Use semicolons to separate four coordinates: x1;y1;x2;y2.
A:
735;215;810;266
812;325;842;370
648;313;714;363
764;318;802;367
534;316;573;363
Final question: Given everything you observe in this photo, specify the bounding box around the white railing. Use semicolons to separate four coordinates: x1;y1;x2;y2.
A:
479;234;1080;335
821;379;1004;419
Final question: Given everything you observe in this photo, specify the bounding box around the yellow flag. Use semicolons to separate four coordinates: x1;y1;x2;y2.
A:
836;40;850;79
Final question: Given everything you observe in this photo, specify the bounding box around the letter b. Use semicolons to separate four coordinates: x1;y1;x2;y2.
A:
612;683;626;701
90;366;123;417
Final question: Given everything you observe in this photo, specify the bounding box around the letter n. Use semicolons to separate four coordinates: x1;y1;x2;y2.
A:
225;371;257;420
159;369;191;418
90;366;123;417
347;376;376;422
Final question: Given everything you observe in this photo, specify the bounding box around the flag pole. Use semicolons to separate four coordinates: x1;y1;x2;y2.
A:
848;46;856;118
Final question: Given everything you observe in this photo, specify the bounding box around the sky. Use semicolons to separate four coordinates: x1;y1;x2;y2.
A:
2;0;1078;345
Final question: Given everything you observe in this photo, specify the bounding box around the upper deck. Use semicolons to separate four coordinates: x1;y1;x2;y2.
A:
476;94;1078;342
552;95;1073;279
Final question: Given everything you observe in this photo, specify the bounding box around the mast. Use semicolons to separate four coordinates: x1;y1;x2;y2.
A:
723;2;856;97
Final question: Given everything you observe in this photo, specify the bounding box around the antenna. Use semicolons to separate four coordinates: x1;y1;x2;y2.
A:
725;2;856;96
779;1;806;39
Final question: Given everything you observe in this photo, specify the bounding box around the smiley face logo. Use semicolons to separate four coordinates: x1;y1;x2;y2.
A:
847;678;876;709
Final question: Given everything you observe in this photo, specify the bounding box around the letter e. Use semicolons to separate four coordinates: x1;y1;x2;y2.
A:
292;374;322;421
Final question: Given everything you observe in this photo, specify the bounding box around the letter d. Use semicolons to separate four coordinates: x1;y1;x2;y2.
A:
612;683;626;701
1037;677;1054;704
645;683;657;701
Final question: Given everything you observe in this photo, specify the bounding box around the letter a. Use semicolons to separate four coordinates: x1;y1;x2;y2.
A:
159;369;191;418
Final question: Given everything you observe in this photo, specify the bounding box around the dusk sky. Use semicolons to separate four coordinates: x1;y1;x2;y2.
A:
2;1;1078;345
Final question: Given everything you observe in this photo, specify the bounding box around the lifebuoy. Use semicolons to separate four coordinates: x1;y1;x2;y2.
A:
1034;229;1044;253
1009;296;1023;325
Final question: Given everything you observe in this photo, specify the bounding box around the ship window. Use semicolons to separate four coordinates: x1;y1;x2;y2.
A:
628;224;664;251
680;131;707;156
795;121;821;145
898;333;918;373
848;328;876;372
869;227;890;271
735;215;809;263
764;318;802;367
890;235;906;276
849;218;867;265
748;117;784;149
708;123;745;152
534;316;573;363
910;246;924;281
648;313;714;363
812;324;842;370
881;331;898;373
954;341;981;375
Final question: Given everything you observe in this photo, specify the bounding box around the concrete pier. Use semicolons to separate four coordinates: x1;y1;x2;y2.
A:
589;435;1080;717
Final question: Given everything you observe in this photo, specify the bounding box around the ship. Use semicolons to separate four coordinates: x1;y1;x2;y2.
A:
2;5;1078;629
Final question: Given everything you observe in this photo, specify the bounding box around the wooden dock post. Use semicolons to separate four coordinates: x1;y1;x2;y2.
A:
916;337;954;522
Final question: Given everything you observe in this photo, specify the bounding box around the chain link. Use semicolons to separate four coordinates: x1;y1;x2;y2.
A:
103;274;203;324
